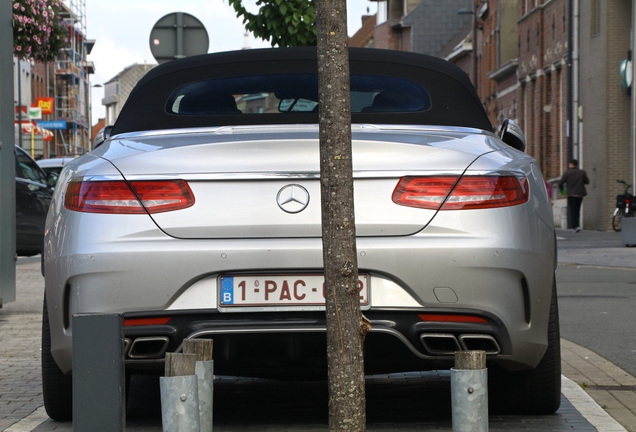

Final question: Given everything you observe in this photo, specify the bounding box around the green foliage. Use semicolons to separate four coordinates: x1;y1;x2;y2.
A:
13;0;69;62
228;0;316;47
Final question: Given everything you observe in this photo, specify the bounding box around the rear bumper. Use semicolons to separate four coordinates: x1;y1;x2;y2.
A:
118;308;510;377
44;204;556;375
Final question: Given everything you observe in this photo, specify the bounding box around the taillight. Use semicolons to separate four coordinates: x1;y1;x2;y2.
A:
65;180;195;214
392;175;529;210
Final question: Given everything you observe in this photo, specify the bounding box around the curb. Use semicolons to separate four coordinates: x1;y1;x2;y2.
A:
562;376;628;432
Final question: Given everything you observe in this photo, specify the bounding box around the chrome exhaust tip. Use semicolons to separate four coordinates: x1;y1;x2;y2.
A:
419;333;462;355
127;336;170;359
458;334;501;355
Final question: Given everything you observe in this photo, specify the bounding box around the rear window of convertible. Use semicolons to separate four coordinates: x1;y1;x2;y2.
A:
166;74;432;115
110;48;494;134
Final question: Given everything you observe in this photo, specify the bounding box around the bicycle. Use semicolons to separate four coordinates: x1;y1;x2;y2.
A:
612;180;634;231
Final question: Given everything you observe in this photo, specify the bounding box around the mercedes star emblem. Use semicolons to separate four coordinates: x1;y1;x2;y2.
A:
277;184;310;213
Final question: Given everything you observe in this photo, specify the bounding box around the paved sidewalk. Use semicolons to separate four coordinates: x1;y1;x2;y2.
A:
0;259;44;432
0;229;634;431
557;228;636;432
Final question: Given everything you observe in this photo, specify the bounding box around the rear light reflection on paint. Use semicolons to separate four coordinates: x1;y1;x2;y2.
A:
124;318;172;327
418;314;488;323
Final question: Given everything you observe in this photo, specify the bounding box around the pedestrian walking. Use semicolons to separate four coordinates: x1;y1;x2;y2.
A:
558;159;589;232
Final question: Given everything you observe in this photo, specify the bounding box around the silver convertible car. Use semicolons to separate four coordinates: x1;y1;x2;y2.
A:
42;48;559;419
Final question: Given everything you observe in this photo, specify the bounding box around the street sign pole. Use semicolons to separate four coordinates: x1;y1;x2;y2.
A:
176;12;184;59
0;0;16;306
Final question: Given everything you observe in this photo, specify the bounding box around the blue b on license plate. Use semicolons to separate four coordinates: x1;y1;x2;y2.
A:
219;274;369;308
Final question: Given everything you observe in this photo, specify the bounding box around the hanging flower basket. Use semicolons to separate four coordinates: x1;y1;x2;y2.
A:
13;0;69;62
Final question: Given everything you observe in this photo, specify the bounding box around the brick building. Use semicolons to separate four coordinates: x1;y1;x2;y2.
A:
13;0;95;158
510;0;633;230
577;0;633;230
370;0;473;55
444;0;569;187
473;0;520;131
516;0;570;185
468;0;635;230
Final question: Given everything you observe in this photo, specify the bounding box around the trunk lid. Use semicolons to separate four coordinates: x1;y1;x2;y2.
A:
99;125;498;238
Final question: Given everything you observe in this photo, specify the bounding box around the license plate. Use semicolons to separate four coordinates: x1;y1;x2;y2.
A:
219;274;369;309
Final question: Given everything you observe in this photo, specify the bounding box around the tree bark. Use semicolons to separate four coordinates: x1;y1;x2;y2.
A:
315;1;367;431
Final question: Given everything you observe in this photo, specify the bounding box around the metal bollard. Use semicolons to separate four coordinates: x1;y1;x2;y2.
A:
451;351;488;432
160;341;214;431
184;339;214;432
72;313;125;432
195;360;214;432
160;374;200;432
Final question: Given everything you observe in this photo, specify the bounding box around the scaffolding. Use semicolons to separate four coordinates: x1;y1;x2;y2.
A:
54;0;92;156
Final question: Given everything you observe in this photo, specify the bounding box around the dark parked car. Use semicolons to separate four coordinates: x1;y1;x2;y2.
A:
36;157;75;185
15;146;54;256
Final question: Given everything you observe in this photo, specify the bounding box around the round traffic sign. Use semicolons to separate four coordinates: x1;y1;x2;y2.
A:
149;12;209;64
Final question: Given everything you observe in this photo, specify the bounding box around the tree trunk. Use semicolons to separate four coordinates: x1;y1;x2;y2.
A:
315;1;367;431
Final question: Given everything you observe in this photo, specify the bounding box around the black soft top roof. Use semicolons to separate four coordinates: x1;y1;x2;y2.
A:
111;47;492;135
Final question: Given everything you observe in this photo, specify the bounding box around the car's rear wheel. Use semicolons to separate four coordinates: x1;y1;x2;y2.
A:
488;279;561;414
42;297;73;421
